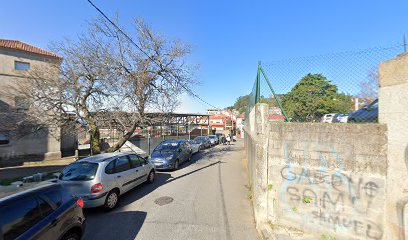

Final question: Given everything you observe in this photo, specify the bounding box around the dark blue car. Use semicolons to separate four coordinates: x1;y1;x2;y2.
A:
149;140;192;170
0;182;86;240
348;99;378;123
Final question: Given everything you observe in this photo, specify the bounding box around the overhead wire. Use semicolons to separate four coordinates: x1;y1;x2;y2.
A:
86;0;219;109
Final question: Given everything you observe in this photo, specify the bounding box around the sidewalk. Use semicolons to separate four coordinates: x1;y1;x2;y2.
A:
0;157;76;180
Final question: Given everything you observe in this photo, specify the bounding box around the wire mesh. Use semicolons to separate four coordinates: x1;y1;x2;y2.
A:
248;44;405;123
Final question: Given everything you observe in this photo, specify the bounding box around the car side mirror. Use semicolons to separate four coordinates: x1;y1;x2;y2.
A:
363;106;368;110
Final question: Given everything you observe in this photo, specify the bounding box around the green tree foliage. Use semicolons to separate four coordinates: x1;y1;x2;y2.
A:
282;74;352;122
260;96;278;107
229;95;250;113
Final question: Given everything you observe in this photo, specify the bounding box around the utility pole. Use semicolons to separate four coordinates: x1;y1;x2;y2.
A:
404;34;407;53
148;130;151;155
188;123;191;140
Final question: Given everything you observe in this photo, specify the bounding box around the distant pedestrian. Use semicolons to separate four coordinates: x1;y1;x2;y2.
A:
226;135;231;145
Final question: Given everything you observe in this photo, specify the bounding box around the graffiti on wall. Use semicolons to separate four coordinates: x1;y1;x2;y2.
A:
278;141;385;239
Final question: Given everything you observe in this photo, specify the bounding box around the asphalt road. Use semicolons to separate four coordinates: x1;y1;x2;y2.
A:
83;140;260;240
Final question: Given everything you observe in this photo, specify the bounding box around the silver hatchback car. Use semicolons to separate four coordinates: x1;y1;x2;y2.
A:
59;152;155;210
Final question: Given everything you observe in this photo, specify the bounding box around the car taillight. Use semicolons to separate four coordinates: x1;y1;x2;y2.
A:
76;198;84;208
91;183;103;193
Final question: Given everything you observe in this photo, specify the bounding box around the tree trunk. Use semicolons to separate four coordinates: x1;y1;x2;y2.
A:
90;123;101;154
105;121;139;153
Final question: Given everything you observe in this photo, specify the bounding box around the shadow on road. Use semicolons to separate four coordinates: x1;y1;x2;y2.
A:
83;143;237;238
83;210;147;240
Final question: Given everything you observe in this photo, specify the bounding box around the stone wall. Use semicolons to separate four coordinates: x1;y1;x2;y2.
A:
267;123;387;240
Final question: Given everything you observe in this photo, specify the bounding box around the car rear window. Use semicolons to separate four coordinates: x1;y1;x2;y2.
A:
60;162;98;181
0;197;43;240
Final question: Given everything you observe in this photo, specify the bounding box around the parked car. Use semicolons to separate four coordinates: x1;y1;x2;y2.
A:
208;135;219;145
150;140;192;171
193;136;211;149
188;140;201;154
0;182;86;240
339;113;349;123
332;113;349;123
321;113;336;123
348;99;378;123
59;152;155;210
177;139;192;153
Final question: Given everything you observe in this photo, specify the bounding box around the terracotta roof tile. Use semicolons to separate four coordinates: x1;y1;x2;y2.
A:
268;114;286;121
0;39;61;59
210;114;229;119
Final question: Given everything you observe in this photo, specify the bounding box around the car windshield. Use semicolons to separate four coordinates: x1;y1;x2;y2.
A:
60;162;98;181
154;142;179;152
368;99;378;108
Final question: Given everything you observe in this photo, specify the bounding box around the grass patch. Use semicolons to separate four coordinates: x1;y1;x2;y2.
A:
247;190;253;200
267;184;273;191
302;196;312;203
0;177;24;186
321;234;336;240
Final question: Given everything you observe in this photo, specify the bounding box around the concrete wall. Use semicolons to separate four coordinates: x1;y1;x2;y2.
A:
268;122;387;240
245;104;389;239
379;53;408;239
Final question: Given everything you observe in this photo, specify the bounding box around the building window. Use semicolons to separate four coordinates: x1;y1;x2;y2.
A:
0;132;10;145
15;96;29;111
15;61;30;71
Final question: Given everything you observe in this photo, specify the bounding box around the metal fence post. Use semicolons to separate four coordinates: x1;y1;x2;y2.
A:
259;65;290;122
255;61;261;104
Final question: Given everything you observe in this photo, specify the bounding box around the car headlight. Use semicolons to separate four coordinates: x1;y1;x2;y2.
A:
165;155;174;160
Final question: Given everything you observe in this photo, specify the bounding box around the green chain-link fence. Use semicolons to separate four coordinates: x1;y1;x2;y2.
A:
247;44;405;123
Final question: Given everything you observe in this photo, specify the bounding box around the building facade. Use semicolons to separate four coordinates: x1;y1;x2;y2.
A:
0;40;63;166
236;112;245;138
206;108;221;115
209;114;228;131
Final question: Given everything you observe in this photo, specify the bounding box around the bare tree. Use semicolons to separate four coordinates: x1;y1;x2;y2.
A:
358;68;378;102
93;17;194;152
4;16;194;154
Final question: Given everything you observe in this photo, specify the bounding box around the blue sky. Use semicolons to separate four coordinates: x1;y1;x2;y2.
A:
1;0;407;113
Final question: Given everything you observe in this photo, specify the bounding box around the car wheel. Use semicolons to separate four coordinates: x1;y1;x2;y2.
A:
61;232;80;240
174;160;179;170
104;189;119;210
147;170;155;184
